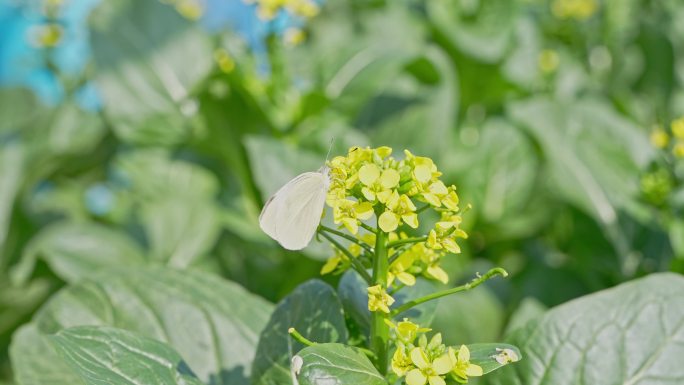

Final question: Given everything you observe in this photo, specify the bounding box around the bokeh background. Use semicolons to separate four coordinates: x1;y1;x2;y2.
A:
1;0;684;382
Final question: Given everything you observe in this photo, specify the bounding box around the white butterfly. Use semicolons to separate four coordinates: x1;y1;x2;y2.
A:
259;166;331;250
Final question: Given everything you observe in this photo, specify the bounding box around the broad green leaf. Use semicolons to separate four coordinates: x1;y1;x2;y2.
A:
10;324;84;385
141;197;220;268
114;149;220;200
88;0;212;146
294;343;386;385
49;326;203;385
252;280;348;385
431;285;504;346
503;297;547;336
0;142;24;266
42;103;105;155
467;343;522;375
10;222;145;285
486;273;684;385
427;0;518;63
338;270;438;335
11;266;273;385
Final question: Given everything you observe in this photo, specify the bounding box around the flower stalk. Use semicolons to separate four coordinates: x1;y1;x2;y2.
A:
370;228;390;374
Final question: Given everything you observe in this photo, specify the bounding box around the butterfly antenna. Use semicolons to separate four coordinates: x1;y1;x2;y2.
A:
325;137;335;161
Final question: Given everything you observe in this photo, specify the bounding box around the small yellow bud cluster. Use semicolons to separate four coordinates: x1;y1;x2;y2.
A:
387;319;483;385
650;119;684;158
322;147;468;288
551;0;598;21
27;23;63;48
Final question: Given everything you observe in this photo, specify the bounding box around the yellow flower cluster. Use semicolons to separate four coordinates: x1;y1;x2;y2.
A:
367;285;395;313
322;146;468;287
245;0;319;21
27;23;63;48
650;119;684;158
388;320;483;385
551;0;598;21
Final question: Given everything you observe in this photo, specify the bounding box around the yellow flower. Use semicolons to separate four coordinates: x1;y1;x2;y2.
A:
284;0;319;18
392;346;413;377
386;318;431;344
450;345;483;383
388;252;417;286
367;285;395;313
175;0;204;20
405;347;453;385
551;0;598;21
27;23;63;48
673;118;684;139
213;49;236;73
379;192;419;232
359;164;400;203
538;49;560;74
283;27;306;46
333;199;374;234
650;126;669;149
427;212;467;255
673;142;684;158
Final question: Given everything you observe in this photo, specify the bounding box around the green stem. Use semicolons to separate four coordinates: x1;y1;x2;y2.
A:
288;328;316;346
318;232;373;284
387;236;428;249
390;268;509;317
318;225;373;253
388;283;405;295
369;230;389;375
359;222;376;233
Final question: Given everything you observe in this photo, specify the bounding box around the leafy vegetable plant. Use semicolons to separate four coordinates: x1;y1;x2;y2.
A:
257;145;521;385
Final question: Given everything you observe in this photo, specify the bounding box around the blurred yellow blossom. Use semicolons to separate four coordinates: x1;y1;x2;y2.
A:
213;49;236;73
27;23;63;48
674;142;684;158
367;285;394;313
538;49;560;74
650;126;669;149
551;0;598;21
672;117;684;139
283;27;306;46
175;0;204;20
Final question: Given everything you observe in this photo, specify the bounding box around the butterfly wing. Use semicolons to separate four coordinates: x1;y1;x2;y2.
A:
259;171;329;250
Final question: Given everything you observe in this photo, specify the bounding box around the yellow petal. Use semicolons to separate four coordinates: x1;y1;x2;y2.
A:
422;193;441;207
379;211;400;233
361;187;376;201
320;256;341;275
380;169;400;189
355;202;375;220
410;348;430;370
428;375;446;385
458;345;470;362
402;213;419;228
376;189;393;204
375;146;393;158
359;164;381;186
465;363;483;377
342;218;358;234
427;265;449;284
396;272;416;286
406;369;427;385
432;353;454;375
414;165;432;183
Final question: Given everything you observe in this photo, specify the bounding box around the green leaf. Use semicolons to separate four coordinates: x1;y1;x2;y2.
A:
431;285;504;346
427;0;518;63
49;326;203;385
466;343;522;375
11;266;273;385
89;0;212;146
10;221;145;285
338;270;438;335
10;324;84;385
294;343;387;385
141;197;221;268
486;273;684;385
251;280;348;385
0;142;24;266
